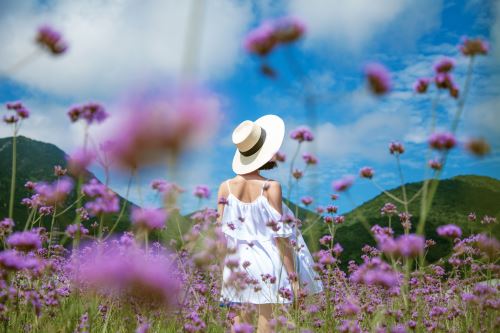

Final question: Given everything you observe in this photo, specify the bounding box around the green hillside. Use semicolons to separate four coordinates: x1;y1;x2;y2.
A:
311;175;500;268
0;135;138;240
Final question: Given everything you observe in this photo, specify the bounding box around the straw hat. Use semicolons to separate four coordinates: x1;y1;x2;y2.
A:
231;114;285;174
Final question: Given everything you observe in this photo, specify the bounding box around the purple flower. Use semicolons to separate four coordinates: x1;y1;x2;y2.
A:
72;242;181;310
434;72;455;90
35;25;68;55
364;63;391;95
0;250;27;271
428;158;442;170
319;235;332;245
326;205;338;213
434;57;455;73
68;102;108;125
193;185;211;199
272;16;306;44
334;216;345;225
82;179;120;216
350;257;399;289
292;169;303;180
0;218;15;235
379;234;425;258
332;175;355;192
136;322;150;333
244;21;277;56
290;126;314;142
65;224;89;238
274;151;286;162
333;243;343;256
323;216;334;224
468;212;477;222
428;132;456;150
102;86;220;170
301;196;313;206
218;196;229;205
464;137;491;157
151;180;184;200
359;167;374;179
339;299;360;316
131;207;168;231
7;231;42;252
233;323;254;333
459;37;489;56
389;141;405;155
413;78;430;94
437;224;462;238
67;148;95;176
380;203;398;216
6;101;23;110
34;176;74;206
302;152;318;165
3;114;19;124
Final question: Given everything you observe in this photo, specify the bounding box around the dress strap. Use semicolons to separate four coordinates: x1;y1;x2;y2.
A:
260;178;270;195
226;180;232;195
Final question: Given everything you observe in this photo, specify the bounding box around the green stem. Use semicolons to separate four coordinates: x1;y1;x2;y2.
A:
104;170;134;240
286;142;302;201
8;129;17;219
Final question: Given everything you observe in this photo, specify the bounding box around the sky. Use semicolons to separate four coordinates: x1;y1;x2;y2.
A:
0;0;499;215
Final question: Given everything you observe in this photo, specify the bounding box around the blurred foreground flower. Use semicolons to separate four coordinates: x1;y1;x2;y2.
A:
464;137;490;157
359;167;374;179
71;241;181;310
5;101;30;119
437;224;462;238
244;17;305;56
34;176;74;206
7;231;42;252
428;132;456;150
131;207;168;232
459;37;489;56
67;148;95;176
332;175;355;192
193;185;211;199
36;25;68;55
67;102;108;125
389;141;405;155
101;86;220;169
290;126;314;142
364;63;391;96
413;78;430;94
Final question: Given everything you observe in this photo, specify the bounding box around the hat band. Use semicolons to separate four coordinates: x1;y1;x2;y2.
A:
239;128;267;157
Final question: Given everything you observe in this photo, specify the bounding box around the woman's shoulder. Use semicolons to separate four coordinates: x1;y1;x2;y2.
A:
263;178;282;195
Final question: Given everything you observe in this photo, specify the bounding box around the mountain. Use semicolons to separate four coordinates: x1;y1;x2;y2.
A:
0;135;138;241
2;136;499;268
306;175;500;268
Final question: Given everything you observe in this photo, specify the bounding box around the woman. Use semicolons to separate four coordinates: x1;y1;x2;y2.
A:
216;115;323;333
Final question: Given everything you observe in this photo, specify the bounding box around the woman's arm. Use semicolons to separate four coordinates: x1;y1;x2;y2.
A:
216;182;228;224
267;181;296;277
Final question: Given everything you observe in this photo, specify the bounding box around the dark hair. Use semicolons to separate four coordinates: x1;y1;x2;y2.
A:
258;160;278;170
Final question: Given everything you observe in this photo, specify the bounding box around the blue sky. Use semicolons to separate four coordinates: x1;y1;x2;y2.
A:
1;0;499;216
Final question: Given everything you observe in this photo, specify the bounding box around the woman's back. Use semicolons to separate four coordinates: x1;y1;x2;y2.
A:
220;177;294;241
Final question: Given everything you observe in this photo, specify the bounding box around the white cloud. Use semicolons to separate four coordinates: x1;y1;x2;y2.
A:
0;0;252;99
288;0;443;53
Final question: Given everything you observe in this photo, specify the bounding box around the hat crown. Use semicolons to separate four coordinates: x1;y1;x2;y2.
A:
232;120;263;153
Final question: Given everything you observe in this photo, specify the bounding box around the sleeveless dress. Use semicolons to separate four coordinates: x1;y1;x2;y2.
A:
219;178;324;306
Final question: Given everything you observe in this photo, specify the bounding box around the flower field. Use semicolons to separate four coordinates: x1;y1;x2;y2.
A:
1;10;499;333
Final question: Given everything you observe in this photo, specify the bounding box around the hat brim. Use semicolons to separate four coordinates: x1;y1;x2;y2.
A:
232;114;285;175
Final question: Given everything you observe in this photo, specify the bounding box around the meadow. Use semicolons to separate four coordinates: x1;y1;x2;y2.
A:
1;16;499;333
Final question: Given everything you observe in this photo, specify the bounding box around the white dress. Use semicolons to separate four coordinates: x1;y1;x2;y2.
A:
219;179;324;305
